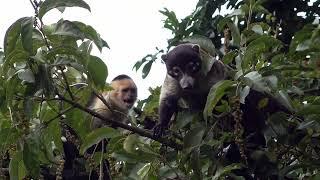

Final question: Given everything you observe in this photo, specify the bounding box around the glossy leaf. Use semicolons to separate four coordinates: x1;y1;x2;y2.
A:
17;69;35;83
9;151;27;180
173;111;199;130
87;55;108;89
23;136;40;178
20;17;33;54
203;80;235;121
39;0;91;19
222;51;238;65
275;90;294;112
142;60;153;79
137;163;151;179
243;71;270;93
80;127;121;154
53;20;84;39
183;125;205;154
3;17;25;57
213;164;242;180
239;85;250;104
123;134;139;154
73;21;109;51
297;105;320;115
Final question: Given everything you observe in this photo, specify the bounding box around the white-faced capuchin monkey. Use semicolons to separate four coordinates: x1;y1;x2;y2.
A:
89;74;137;129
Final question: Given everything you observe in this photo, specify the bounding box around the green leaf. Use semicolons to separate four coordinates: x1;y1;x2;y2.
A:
213;164;243;180
266;112;288;138
200;52;216;76
39;0;91;19
9;151;27;180
275;90;294;112
80;127;120;154
203;80;235;121
243;71;270;93
123;134;139;154
240;85;250;104
296;39;312;51
23;136;40;178
297;105;320;116
183;125;205;154
190;149;202;179
172;111;198;130
252;24;263;35
87;55;108;89
4;17;24;57
2;50;29;78
222;51;238;65
17;69;35;83
79;40;93;54
20;17;34;54
137;163;151;179
142;61;153;79
217;17;240;46
0;128;19;155
227;22;241;47
53;20;84;39
133;59;147;71
73;21;109;51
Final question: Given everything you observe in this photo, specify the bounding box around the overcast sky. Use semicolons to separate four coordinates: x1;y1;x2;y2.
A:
0;0;198;100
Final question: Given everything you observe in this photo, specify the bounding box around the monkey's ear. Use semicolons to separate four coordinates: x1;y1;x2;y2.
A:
161;54;168;62
192;44;200;53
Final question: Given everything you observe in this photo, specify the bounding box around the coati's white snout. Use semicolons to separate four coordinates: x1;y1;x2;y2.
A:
180;75;195;90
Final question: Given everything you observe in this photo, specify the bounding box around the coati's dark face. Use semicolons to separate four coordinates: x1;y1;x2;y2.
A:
110;79;137;110
162;44;202;90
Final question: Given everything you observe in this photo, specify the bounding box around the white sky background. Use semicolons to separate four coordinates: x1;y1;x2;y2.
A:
0;0;198;100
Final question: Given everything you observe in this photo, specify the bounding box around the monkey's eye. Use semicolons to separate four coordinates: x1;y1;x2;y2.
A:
169;67;181;77
122;88;129;93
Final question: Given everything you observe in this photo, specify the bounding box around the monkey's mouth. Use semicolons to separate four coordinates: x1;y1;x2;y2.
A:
123;98;135;107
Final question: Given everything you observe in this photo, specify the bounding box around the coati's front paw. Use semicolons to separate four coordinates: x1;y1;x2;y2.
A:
153;124;167;138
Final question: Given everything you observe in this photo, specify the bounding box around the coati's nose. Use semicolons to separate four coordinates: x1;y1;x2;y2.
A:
181;83;193;90
180;76;195;90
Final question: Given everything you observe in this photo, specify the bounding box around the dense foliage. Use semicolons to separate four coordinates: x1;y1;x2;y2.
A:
0;0;319;179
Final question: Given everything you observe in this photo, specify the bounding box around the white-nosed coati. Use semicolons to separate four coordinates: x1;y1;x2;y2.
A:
154;43;227;137
154;43;293;178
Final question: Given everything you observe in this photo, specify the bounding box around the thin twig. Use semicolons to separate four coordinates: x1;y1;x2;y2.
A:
42;106;75;128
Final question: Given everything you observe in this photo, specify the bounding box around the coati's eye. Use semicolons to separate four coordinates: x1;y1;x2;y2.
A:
169;67;181;77
187;61;200;73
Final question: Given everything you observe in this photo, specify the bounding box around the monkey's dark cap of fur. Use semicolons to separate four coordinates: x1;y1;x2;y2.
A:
112;74;132;81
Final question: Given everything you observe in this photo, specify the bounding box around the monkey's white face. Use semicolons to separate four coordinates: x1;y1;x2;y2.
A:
110;79;137;111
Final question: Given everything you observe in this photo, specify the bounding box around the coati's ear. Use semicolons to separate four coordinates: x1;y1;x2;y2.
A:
161;54;168;62
192;44;200;53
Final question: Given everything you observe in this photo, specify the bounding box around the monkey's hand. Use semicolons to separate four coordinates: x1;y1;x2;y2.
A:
153;124;167;138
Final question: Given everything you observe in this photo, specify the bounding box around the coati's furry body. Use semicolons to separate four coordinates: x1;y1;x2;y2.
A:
155;43;227;136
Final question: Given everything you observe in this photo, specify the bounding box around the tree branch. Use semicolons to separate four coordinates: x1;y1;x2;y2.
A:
56;93;183;150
